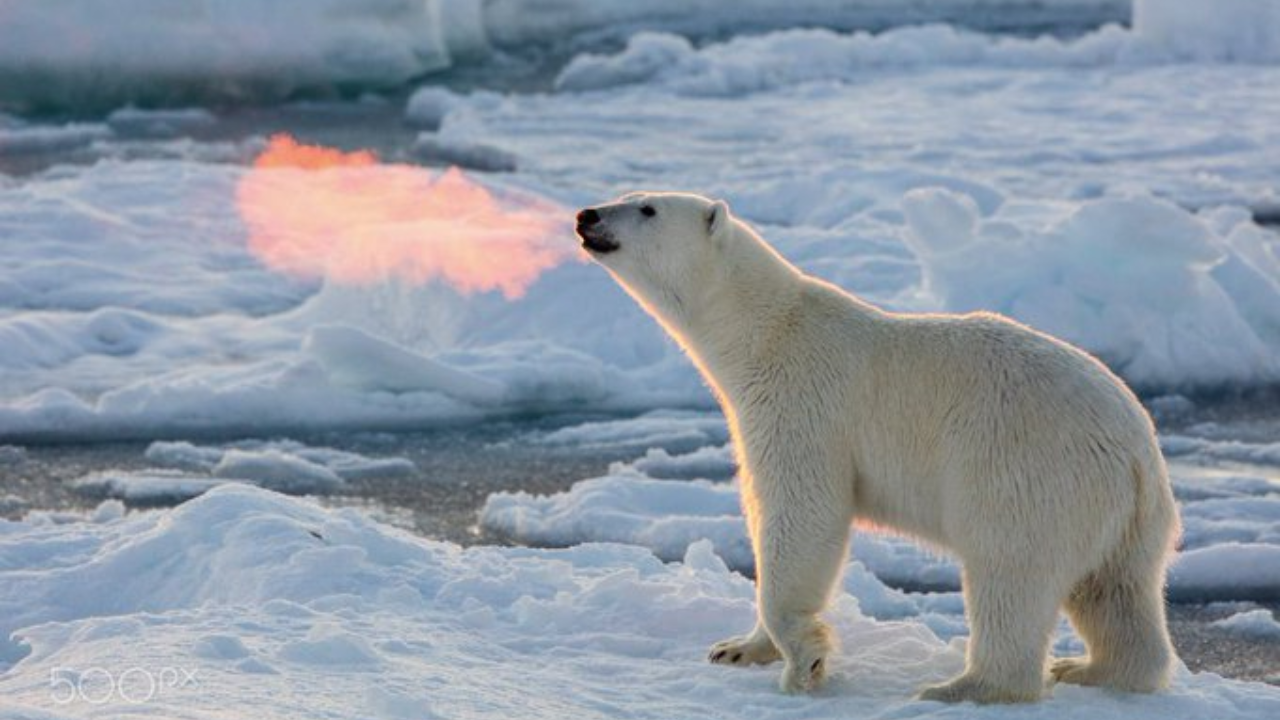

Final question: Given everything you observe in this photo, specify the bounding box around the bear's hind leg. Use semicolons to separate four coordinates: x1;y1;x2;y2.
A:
919;561;1060;704
1053;568;1174;693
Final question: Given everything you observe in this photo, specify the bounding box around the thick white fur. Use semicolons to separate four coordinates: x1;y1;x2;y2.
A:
579;192;1180;703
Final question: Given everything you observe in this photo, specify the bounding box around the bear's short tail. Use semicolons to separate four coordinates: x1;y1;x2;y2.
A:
1132;450;1180;571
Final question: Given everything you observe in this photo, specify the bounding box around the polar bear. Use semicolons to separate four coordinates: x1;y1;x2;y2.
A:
574;192;1179;704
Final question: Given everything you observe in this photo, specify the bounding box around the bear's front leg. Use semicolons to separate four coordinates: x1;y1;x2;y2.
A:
708;622;781;666
754;501;853;693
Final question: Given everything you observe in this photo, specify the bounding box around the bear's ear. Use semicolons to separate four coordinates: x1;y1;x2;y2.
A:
706;199;730;239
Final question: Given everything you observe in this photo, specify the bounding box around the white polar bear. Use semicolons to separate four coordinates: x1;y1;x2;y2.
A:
574;192;1179;704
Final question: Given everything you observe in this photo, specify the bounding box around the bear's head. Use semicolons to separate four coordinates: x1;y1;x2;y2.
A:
575;191;732;325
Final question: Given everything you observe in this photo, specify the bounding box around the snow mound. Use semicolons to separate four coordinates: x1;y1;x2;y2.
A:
627;444;737;480
0;122;111;156
146;439;416;481
304;325;506;404
530;411;729;453
74;439;415;502
411;134;518;172
211;450;344;494
16;499;126;527
483;437;1280;600
404;86;471;128
903;190;1280;389
1163;435;1280;467
105;106;217;139
483;471;755;566
1;485;1278;718
73;472;230;503
1211;608;1280;639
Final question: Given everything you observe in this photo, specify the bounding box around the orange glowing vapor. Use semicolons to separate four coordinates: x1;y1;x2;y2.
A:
237;134;572;298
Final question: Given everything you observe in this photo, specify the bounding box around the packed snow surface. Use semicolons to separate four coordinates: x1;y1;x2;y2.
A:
1;486;1279;719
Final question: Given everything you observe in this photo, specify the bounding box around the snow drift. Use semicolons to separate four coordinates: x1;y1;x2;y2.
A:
1;485;1278;719
902;191;1280;389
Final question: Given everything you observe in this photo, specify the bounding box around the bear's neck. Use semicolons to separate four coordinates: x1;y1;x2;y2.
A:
670;225;811;400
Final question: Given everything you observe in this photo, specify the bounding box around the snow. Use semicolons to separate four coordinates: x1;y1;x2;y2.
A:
0;1;1131;111
1;4;1279;437
529;410;729;453
8;1;1270;112
2;485;1279;719
210;450;345;494
411;133;519;172
0;0;467;112
73;472;230;503
903;191;1280;389
73;439;415;502
554;25;1139;94
629;444;737;480
483;428;1280;600
556;2;1280;96
105;107;217;139
304;324;505;403
1168;544;1280;603
2;4;1280;712
0;123;110;156
1163;435;1280;467
484;0;1128;47
1211;609;1280;640
147;439;416;480
404;86;471;129
1134;0;1280;62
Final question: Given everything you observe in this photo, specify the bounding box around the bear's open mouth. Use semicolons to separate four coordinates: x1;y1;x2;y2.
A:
576;227;619;254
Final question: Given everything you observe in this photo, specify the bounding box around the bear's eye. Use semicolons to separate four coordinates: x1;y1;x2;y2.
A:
640;205;657;218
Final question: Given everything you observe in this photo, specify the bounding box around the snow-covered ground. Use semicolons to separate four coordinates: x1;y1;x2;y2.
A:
1;486;1278;719
1;0;1279;716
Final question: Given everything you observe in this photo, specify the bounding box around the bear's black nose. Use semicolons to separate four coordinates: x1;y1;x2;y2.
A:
577;208;601;226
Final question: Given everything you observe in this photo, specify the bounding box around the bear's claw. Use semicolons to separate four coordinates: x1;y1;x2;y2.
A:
707;634;781;667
